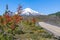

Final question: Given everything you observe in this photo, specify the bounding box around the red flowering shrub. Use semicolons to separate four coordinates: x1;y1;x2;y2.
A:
32;18;36;23
4;13;12;23
13;14;23;23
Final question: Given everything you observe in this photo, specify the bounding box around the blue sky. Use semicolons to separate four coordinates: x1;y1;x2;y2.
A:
0;0;60;15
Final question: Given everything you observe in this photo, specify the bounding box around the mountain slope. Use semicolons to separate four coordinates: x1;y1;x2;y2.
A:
48;12;60;17
15;8;41;16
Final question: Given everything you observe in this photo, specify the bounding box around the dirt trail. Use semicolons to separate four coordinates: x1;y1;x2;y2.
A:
39;22;60;37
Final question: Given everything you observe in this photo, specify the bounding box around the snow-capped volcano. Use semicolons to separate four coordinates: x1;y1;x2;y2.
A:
15;8;41;16
23;8;39;13
21;8;40;16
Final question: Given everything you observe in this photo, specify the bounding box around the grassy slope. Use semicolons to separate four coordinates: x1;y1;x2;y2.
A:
0;19;55;40
14;20;55;40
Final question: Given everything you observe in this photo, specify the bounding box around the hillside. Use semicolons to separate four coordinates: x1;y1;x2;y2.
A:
43;12;60;26
0;14;56;40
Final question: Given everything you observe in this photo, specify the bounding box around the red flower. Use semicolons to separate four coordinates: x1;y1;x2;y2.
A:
4;14;12;23
13;15;23;23
32;18;36;23
6;17;12;22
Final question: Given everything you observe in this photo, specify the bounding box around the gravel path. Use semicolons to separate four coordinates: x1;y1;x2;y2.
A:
38;22;60;37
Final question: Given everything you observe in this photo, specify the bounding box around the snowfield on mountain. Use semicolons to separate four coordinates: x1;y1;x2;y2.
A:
15;8;41;16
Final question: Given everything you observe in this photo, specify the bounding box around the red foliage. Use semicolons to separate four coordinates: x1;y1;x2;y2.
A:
6;17;11;22
32;18;36;23
2;13;23;25
13;14;23;23
4;13;12;23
